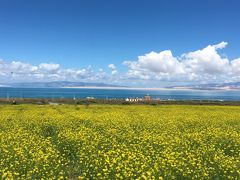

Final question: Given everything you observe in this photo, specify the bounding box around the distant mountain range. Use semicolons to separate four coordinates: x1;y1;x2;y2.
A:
0;81;123;88
170;82;240;90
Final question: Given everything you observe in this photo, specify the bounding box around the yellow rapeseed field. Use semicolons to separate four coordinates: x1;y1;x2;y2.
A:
0;104;239;179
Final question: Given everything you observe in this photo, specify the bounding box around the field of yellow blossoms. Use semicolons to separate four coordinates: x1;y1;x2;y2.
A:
0;104;239;179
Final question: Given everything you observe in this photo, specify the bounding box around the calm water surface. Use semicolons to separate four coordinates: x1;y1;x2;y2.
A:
0;87;240;101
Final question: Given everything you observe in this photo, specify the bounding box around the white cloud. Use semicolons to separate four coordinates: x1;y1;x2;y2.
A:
1;41;240;86
108;63;118;75
213;41;228;49
231;58;240;74
123;41;240;84
108;64;116;70
0;60;109;83
183;42;229;75
39;63;60;72
123;50;185;81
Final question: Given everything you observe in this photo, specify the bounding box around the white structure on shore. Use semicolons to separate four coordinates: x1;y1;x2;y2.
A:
125;95;158;102
125;97;142;102
86;97;95;99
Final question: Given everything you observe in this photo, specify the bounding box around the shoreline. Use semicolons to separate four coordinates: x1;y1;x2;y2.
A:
1;98;240;106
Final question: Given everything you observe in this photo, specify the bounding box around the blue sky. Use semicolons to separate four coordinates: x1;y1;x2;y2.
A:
0;0;240;87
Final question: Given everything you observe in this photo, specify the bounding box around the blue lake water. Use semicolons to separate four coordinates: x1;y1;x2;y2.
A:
1;87;240;101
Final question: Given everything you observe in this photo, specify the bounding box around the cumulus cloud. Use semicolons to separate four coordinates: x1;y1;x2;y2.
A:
123;50;186;81
108;63;118;75
183;43;230;75
108;64;116;70
231;58;240;75
123;41;240;83
213;41;228;49
0;60;109;83
1;41;240;86
39;63;60;72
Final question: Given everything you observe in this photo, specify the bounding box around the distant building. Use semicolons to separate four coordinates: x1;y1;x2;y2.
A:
144;94;152;101
125;97;142;102
156;98;161;102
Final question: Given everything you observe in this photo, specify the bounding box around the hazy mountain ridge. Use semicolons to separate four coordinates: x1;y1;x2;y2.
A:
171;82;240;90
